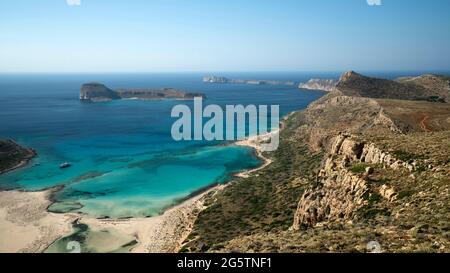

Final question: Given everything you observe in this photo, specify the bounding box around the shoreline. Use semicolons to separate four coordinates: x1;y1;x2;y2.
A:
0;140;37;175
234;133;274;178
0;185;223;253
0;116;287;253
0;189;78;253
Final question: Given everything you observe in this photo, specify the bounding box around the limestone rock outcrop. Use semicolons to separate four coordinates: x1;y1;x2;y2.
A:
292;134;415;229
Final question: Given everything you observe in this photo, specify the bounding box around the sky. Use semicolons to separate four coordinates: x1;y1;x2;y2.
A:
0;0;449;73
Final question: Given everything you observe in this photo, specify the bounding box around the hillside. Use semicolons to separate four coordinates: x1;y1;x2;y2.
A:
0;140;36;175
395;74;450;102
335;71;448;103
182;71;450;253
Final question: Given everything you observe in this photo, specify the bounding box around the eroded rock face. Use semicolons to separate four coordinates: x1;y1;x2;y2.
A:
292;134;415;229
292;167;368;229
379;185;397;202
298;79;337;92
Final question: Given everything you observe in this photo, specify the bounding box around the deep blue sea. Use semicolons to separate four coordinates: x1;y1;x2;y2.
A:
0;72;330;218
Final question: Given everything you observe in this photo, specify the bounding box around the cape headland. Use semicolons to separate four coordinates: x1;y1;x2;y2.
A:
298;79;337;92
0;140;36;175
202;76;296;86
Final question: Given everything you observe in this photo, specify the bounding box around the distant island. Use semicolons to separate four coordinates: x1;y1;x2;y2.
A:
298;79;337;92
203;76;296;86
203;75;340;92
80;83;205;102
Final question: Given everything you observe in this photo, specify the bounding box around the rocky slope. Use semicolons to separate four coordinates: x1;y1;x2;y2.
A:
183;71;450;253
298;79;337;92
0;140;36;175
80;83;205;102
396;74;450;102
335;71;448;102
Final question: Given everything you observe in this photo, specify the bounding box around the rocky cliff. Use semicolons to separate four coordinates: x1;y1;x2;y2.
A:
183;71;450;253
0;140;36;175
292;134;419;229
80;83;205;102
80;83;120;102
298;79;337;92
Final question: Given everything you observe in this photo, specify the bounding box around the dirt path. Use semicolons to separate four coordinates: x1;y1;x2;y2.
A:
420;115;432;132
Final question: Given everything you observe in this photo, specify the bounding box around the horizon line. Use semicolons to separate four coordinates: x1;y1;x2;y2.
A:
1;69;449;75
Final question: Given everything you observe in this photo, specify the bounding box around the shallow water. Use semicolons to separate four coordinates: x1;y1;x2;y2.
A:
0;73;327;217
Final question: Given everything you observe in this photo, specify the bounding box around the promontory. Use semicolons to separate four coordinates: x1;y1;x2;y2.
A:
0;140;36;175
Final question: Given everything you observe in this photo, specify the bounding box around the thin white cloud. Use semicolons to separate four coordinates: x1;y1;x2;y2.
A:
67;0;81;6
367;0;382;6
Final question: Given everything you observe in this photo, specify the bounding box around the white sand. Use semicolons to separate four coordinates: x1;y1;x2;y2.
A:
0;187;223;253
0;118;284;253
80;185;224;253
0;190;77;253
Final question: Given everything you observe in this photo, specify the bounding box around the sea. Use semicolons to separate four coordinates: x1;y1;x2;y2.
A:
0;72;335;218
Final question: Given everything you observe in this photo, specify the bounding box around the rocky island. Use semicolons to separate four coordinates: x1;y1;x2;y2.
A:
203;76;296;86
80;83;205;102
298;79;337;92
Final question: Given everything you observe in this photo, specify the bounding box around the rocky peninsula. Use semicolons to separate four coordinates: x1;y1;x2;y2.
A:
0;140;36;175
203;76;296;86
183;71;450;253
298;79;337;92
80;83;205;102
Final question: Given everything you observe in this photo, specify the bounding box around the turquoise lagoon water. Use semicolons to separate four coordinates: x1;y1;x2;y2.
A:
0;73;329;218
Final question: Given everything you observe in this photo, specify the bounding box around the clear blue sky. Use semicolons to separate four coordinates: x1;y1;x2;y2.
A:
0;0;449;73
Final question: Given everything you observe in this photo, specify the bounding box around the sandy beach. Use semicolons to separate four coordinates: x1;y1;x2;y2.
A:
81;133;276;252
0;126;277;253
0;190;77;253
234;133;274;178
0;185;227;253
80;185;225;253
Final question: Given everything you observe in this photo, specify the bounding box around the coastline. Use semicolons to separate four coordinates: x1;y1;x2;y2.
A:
0;189;77;253
234;133;274;178
0;185;224;253
0;117;285;253
234;111;292;177
78;129;279;252
0;140;37;175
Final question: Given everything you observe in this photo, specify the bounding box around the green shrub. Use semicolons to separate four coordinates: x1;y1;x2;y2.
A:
349;163;369;174
392;150;425;162
398;190;414;199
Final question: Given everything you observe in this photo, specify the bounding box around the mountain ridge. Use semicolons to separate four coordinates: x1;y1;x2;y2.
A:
182;70;450;253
